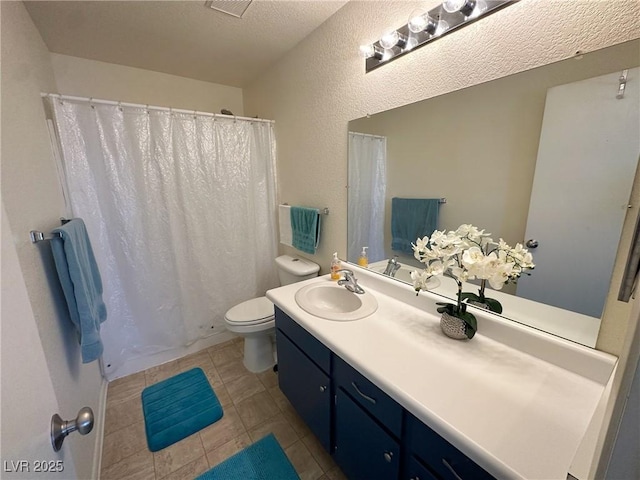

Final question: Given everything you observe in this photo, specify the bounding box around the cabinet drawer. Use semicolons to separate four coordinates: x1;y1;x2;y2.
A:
275;307;331;374
406;456;439;480
334;355;403;438
408;414;494;480
334;389;400;480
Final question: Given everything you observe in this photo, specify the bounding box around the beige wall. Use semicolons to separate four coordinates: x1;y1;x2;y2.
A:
243;0;640;357
0;2;102;478
51;53;244;115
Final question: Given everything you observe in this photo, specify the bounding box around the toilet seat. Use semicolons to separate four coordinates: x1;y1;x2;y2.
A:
225;296;275;326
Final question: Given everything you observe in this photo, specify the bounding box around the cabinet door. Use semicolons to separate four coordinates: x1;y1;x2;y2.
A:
334;389;400;480
276;329;331;451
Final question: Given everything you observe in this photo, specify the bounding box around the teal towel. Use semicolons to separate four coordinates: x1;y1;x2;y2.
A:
290;206;321;254
196;433;300;480
391;198;440;255
51;218;107;363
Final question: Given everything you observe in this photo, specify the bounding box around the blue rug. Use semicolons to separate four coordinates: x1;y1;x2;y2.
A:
196;433;300;480
141;367;223;452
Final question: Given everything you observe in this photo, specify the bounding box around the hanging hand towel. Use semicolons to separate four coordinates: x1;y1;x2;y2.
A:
279;205;293;247
391;198;440;255
51;218;107;364
290;206;321;255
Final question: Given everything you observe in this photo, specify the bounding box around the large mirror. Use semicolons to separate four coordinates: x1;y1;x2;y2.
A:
348;39;640;347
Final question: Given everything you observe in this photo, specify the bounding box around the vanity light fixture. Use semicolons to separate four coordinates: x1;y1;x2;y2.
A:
442;0;477;16
361;0;517;72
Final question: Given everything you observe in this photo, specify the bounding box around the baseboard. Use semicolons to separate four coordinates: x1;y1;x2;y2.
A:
92;377;109;479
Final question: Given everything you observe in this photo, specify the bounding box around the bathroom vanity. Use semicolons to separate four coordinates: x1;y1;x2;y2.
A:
266;266;617;480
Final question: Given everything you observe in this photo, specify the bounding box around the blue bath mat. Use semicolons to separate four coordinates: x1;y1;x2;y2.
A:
196;433;299;480
141;367;223;452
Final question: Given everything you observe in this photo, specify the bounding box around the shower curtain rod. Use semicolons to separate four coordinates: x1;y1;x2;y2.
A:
349;131;385;140
41;93;275;124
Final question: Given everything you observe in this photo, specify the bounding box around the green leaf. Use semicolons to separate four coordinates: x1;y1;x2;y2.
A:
459;311;477;339
485;298;503;314
436;303;456;315
459;292;481;302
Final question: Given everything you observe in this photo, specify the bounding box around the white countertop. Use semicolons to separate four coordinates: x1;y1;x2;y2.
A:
267;267;617;480
368;260;602;348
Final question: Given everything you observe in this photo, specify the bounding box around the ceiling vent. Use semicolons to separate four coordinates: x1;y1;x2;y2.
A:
204;0;253;18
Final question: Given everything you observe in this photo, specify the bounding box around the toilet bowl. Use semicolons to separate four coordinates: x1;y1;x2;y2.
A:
224;255;320;373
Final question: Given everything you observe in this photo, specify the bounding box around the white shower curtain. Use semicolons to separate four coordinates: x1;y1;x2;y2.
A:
348;132;387;264
50;98;279;378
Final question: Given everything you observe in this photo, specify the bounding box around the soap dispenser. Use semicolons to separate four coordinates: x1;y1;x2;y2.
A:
331;252;342;280
358;247;369;267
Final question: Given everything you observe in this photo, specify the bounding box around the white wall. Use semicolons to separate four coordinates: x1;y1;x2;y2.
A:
1;3;103;478
1;203;77;479
51;53;244;115
243;0;640;357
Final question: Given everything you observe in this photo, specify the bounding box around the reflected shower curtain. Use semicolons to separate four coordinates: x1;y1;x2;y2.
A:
51;99;279;378
348;132;387;264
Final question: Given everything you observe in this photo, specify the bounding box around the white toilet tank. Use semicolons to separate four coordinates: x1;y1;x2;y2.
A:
275;255;320;286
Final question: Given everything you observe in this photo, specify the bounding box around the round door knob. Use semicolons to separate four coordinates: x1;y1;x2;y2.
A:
383;451;393;462
526;239;539;248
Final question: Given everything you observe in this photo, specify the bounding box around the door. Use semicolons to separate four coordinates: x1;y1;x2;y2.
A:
0;204;76;478
518;68;640;318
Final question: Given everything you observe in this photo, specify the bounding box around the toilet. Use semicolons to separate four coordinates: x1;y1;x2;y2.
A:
224;255;320;373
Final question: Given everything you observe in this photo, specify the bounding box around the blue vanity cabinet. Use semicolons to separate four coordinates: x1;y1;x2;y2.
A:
407;414;494;480
406;457;439;480
275;308;331;451
333;355;403;479
275;307;495;480
334;388;401;480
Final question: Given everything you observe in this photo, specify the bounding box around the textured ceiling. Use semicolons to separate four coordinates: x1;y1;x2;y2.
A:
24;0;349;88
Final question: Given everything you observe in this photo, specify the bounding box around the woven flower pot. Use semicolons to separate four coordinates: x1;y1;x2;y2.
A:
440;312;468;340
467;299;490;310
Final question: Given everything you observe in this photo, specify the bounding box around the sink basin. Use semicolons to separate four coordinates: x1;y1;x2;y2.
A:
294;282;378;321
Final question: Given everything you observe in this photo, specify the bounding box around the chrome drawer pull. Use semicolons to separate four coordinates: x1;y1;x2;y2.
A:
319;385;327;392
383;451;393;463
442;458;464;480
351;381;376;404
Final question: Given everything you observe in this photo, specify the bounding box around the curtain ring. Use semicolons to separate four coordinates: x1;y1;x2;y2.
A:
89;97;95;109
117;101;123;112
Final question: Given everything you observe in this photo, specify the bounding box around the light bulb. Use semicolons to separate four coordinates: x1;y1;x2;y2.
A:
442;0;476;16
359;44;383;60
359;44;375;59
404;36;419;51
408;9;429;33
380;30;400;50
434;19;449;36
408;8;442;36
467;0;487;19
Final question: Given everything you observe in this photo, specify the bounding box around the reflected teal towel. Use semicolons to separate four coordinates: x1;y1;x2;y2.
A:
290;206;321;254
391;198;440;254
51;218;107;363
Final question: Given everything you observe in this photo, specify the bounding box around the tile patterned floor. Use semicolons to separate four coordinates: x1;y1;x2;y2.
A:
100;338;347;480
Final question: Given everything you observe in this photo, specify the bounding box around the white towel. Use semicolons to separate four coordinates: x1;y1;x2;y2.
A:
279;205;292;247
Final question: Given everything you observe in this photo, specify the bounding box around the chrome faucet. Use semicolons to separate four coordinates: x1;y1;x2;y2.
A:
337;269;365;294
383;256;401;277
